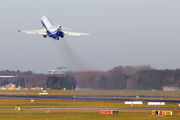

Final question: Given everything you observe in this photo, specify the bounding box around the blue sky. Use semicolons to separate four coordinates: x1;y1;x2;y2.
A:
0;0;180;73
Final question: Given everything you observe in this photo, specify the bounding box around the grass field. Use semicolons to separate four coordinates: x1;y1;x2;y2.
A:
0;90;180;119
0;90;180;97
0;108;180;120
0;116;180;120
1;109;180;115
0;99;179;108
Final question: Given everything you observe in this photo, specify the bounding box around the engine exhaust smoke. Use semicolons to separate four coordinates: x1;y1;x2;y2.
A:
52;39;85;71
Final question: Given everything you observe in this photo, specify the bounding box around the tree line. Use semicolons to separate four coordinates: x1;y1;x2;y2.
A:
46;75;76;90
71;65;180;90
0;65;180;90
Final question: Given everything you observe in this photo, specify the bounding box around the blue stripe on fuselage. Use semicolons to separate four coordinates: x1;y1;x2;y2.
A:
41;20;47;29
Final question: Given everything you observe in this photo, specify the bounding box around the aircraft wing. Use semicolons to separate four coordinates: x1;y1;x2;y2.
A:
62;30;90;36
18;28;47;35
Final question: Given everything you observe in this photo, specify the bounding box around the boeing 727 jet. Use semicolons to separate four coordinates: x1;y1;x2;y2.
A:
18;16;89;40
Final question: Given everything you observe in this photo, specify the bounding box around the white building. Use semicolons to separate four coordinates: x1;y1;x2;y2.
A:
163;87;179;91
48;67;68;74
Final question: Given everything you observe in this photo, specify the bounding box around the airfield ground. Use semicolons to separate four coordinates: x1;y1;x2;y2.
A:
0;90;179;97
0;90;179;119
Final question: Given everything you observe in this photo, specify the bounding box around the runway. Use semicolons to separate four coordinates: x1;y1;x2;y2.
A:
0;107;179;110
0;94;180;104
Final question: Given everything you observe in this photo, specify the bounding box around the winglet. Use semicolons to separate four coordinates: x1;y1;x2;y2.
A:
17;29;21;32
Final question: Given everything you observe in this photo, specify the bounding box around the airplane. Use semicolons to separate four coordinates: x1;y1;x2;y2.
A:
18;16;89;40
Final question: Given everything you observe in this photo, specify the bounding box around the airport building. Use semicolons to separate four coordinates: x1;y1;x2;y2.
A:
163;86;179;91
1;83;16;90
48;67;68;74
0;83;43;90
32;87;43;90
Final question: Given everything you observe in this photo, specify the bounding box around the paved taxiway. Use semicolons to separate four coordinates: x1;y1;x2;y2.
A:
0;94;180;104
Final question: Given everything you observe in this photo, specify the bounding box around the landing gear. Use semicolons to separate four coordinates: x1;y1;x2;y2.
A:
43;35;47;38
57;37;59;40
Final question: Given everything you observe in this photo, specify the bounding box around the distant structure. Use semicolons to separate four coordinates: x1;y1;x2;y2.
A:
163;87;179;91
16;86;23;90
32;87;43;90
48;67;68;74
0;76;16;78
1;83;16;90
0;83;44;90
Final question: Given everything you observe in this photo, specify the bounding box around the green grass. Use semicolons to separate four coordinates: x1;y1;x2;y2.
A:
0;109;180;120
1;109;179;115
0;99;179;108
0;90;180;119
0;90;180;97
0;116;179;120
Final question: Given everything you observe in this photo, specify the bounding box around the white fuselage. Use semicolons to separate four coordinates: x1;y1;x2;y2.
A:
41;16;63;40
41;16;54;29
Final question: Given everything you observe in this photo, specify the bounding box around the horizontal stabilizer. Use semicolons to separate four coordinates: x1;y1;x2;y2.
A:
69;34;81;36
61;27;73;30
63;30;90;36
58;25;73;30
26;32;36;34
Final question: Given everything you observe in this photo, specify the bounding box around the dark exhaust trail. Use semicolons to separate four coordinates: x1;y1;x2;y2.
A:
52;39;85;71
62;38;85;71
52;40;66;64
